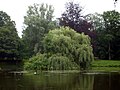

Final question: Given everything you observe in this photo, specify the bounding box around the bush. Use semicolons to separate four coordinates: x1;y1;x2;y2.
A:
24;53;48;71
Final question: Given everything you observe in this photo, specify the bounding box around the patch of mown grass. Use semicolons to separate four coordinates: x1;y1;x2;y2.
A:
91;60;120;67
92;67;120;72
91;60;120;71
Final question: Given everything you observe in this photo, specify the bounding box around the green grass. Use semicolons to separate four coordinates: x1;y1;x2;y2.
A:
92;67;120;72
91;60;120;71
92;60;120;67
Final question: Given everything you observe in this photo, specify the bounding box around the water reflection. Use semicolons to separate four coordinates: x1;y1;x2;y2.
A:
93;72;120;90
0;71;120;90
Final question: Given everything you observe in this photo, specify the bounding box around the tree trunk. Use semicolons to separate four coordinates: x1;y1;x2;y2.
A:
108;42;111;60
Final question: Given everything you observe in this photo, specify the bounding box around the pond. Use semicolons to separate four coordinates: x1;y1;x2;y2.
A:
0;71;120;90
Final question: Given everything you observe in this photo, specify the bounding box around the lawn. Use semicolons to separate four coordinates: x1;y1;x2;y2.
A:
91;60;120;71
92;60;120;67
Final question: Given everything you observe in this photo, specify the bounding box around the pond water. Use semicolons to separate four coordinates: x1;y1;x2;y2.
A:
0;71;120;90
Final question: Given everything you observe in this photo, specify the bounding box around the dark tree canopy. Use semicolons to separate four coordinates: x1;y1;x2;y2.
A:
114;0;118;7
114;0;118;2
102;10;120;59
59;2;95;38
88;10;120;60
0;11;21;60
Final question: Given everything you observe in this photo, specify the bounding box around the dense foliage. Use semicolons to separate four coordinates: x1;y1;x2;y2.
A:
59;2;95;38
24;27;94;70
24;53;79;70
102;11;120;59
0;11;21;60
24;53;48;70
47;54;79;70
88;11;120;60
22;3;57;58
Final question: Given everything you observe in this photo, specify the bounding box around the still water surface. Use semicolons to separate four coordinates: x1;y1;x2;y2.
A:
0;71;120;90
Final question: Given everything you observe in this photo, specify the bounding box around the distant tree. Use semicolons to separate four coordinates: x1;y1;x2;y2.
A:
114;0;118;3
86;13;104;32
59;2;95;38
102;10;120;59
87;11;120;60
85;13;105;58
22;3;57;58
114;0;118;8
0;11;21;60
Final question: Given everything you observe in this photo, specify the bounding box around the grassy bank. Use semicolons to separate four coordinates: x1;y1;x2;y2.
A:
92;60;120;67
91;60;120;71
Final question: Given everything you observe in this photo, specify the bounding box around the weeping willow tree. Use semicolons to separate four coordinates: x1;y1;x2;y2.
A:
24;27;94;70
43;27;94;70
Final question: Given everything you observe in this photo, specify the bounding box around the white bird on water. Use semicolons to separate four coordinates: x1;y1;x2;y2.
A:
34;71;37;75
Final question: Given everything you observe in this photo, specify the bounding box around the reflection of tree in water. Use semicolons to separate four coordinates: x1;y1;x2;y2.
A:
0;72;24;90
22;72;94;90
93;74;109;90
93;72;120;90
78;74;94;90
0;72;95;90
0;72;120;90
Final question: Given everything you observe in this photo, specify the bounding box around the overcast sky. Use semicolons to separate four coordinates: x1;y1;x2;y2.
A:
0;0;120;36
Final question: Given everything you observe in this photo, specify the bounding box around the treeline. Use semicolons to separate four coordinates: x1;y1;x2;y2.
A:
21;2;120;60
0;1;120;70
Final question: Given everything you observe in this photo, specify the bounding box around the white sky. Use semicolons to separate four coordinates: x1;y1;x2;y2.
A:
0;0;120;37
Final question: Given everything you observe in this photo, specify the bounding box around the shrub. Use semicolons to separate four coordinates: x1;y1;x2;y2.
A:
24;53;48;71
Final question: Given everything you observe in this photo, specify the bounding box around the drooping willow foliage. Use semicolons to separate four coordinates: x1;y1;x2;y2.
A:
43;27;94;69
24;27;94;70
47;53;79;70
24;53;79;70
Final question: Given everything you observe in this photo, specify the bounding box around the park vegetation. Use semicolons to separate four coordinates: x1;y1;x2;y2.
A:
0;11;21;60
22;3;57;58
87;11;120;60
24;27;94;70
0;1;120;71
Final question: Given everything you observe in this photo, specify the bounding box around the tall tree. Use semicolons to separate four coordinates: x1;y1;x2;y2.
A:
0;11;21;60
114;0;118;4
59;2;95;38
24;27;94;70
22;3;57;58
102;10;120;59
86;13;105;58
87;11;120;60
